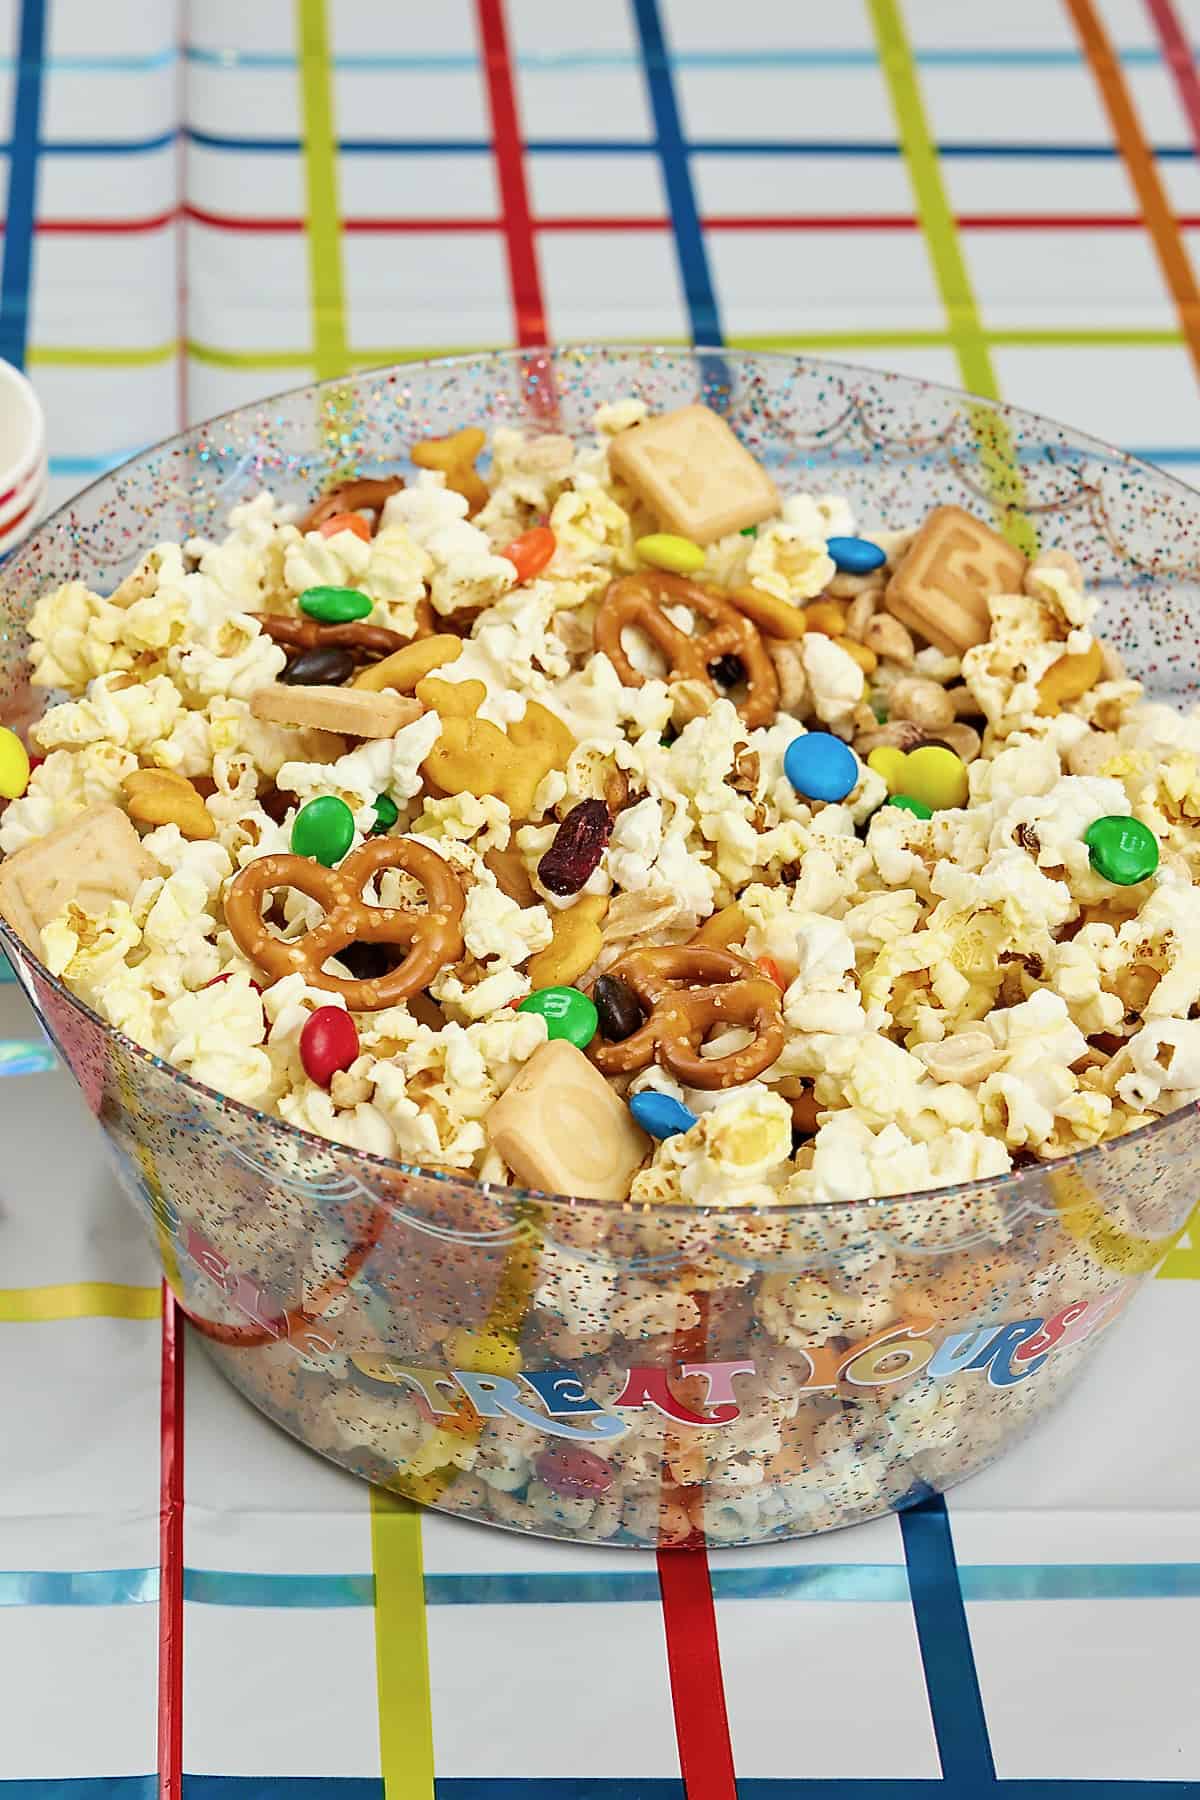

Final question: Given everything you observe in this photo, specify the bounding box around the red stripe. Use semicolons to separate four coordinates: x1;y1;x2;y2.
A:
0;211;177;233
0;486;41;542
174;205;1200;234
657;1548;738;1800
474;0;546;347
1145;0;1200;155
157;1287;184;1800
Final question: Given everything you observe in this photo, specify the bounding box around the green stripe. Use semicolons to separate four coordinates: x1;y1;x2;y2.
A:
867;0;1035;556
28;342;178;366
296;0;348;381
370;1490;435;1800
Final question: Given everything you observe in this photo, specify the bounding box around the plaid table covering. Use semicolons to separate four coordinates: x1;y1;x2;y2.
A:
2;1;1200;1794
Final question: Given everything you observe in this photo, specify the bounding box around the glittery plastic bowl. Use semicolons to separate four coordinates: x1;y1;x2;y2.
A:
2;347;1197;1549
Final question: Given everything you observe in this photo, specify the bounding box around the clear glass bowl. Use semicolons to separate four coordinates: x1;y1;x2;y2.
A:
2;347;1196;1548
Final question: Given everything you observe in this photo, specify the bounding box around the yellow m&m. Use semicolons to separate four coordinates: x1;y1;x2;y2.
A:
868;743;968;812
635;532;706;576
0;726;30;799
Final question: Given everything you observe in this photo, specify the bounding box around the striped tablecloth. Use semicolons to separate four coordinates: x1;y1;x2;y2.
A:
2;2;1200;1794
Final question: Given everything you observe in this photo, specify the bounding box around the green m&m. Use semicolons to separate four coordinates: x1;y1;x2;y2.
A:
885;794;933;820
372;793;399;835
518;985;598;1049
299;585;373;624
291;795;355;866
1084;814;1159;886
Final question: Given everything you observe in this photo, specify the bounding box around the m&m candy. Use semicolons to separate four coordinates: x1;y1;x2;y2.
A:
885;794;933;820
635;532;706;577
784;730;858;803
518;985;598;1049
1084;815;1159;886
629;1089;697;1140
869;743;968;812
371;793;399;835
0;726;31;799
291;795;355;865
318;513;371;542
299;585;373;624
826;535;887;576
501;525;556;584
300;1005;359;1087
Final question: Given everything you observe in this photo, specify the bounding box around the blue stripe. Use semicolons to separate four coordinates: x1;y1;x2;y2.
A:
0;130;175;156
0;131;1197;161
631;0;722;352
182;45;1190;72
0;1038;58;1075
0;1568;157;1605
0;0;45;371
183;1569;374;1607
2;1779;1198;1799
0;50;175;72
3;1560;1200;1610
48;450;144;478
900;1497;995;1788
178;129;1200;159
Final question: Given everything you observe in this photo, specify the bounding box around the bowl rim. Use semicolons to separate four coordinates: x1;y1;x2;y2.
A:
3;340;1199;1220
0;360;45;495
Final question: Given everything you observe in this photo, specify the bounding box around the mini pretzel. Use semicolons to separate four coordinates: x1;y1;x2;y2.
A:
252;612;410;661
590;945;784;1089
298;476;405;535
224;837;465;1010
594;571;779;729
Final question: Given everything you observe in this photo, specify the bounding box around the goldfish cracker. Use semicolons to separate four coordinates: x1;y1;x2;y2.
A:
527;892;608;989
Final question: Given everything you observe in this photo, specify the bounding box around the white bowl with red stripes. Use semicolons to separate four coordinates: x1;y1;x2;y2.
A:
0;361;46;556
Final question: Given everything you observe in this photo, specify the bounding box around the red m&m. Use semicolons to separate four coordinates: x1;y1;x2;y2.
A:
300;1005;359;1087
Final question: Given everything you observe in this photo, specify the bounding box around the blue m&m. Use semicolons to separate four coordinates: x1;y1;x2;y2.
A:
629;1090;697;1141
784;730;858;803
826;535;887;576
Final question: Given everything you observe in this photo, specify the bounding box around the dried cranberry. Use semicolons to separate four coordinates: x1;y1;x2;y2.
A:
537;799;612;897
535;1444;614;1499
593;973;643;1042
708;653;746;689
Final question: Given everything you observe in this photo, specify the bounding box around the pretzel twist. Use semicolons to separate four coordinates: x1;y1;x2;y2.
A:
252;613;411;660
594;570;779;729
298;476;405;534
224;838;465;1011
590;945;785;1089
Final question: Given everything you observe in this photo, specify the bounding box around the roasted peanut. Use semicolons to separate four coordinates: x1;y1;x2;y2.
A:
1066;730;1119;777
1023;546;1083;600
123;768;215;840
863;613;915;665
843;589;880;642
768;640;809;716
937;721;982;763
916;1031;1005;1086
828;570;885;600
670;677;716;728
887;675;956;731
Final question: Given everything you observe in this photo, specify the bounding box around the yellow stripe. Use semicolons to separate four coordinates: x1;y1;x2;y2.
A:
296;0;348;382
370;1489;435;1799
1158;1202;1200;1280
866;0;1035;557
0;1282;160;1322
28;342;178;367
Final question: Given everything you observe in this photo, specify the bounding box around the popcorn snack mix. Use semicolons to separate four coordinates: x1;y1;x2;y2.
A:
1;351;1197;1549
